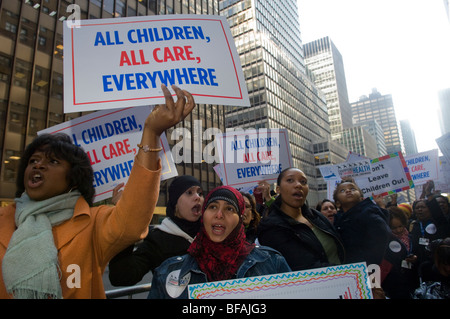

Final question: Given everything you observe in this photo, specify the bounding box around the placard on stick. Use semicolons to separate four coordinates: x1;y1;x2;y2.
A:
63;14;249;113
214;129;293;190
321;152;414;198
38;106;177;203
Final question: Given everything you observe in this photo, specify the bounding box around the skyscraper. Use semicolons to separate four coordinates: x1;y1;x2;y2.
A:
400;119;418;155
338;125;379;159
0;0;223;206
358;119;387;156
304;36;352;140
219;0;330;202
351;88;403;155
438;88;450;135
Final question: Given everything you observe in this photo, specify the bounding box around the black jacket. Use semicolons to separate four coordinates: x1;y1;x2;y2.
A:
410;197;450;265
257;201;345;271
108;225;192;286
381;233;417;299
334;197;390;266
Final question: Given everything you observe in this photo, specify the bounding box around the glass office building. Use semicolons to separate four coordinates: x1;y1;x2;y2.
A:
338;125;379;159
219;0;330;202
304;36;352;140
0;0;224;207
351;88;403;155
438;88;450;136
400;119;418;156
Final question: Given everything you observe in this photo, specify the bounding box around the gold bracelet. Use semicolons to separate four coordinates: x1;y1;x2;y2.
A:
137;144;162;153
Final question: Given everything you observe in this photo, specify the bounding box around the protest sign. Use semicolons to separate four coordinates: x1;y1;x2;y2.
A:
63;14;249;113
404;149;439;186
319;158;372;181
346;151;370;162
214;129;293;190
356;152;413;197
326;179;341;201
436;156;450;193
188;262;373;299
320;152;413;198
38;106;177;202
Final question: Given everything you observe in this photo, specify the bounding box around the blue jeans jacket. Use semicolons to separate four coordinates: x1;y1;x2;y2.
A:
147;245;291;299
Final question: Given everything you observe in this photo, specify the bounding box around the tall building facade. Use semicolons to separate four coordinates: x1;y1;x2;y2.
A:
0;0;224;206
400;119;418;155
358;119;387;156
351;88;403;155
438;88;450;135
337;125;379;159
304;36;352;140
312;138;348;200
219;0;330;203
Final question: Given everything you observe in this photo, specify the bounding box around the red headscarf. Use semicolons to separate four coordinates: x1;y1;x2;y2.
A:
187;186;255;282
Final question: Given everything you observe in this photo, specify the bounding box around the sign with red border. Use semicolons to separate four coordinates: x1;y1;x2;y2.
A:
63;15;249;113
38;106;177;203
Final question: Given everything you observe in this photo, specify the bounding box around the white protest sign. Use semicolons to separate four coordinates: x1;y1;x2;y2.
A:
63;14;249;113
214;129;293;189
188;262;373;299
346;151;370;162
355;153;413;197
404;149;440;186
327;179;341;201
436;156;450;193
319;159;372;181
212;164;224;184
321;152;414;198
38;106;178;203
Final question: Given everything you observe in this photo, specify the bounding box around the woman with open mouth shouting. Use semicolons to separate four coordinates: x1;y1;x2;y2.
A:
108;175;204;287
148;185;291;299
257;167;345;271
0;84;195;299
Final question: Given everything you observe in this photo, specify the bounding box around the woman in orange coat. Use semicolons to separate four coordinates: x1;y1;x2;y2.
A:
0;84;195;299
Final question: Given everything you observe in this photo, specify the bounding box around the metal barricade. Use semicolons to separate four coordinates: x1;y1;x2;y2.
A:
105;283;152;299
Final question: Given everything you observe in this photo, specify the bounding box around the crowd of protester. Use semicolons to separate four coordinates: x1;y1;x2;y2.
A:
109;172;450;299
0;85;449;299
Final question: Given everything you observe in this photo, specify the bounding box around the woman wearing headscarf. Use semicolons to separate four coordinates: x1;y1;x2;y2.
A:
108;175;204;286
148;186;291;299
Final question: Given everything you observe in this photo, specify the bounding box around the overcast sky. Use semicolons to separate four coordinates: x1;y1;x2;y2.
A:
297;0;450;153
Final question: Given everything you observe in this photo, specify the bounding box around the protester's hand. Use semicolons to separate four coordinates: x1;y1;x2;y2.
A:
372;193;386;209
421;180;435;199
390;193;397;205
110;182;125;205
145;84;196;136
371;288;386;299
256;181;272;202
137;84;196;170
405;254;417;264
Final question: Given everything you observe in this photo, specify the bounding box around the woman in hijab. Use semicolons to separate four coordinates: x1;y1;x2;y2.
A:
148;185;291;299
108;175;204;286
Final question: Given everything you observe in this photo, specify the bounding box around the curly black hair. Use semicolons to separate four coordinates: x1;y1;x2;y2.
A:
15;133;95;206
332;177;363;204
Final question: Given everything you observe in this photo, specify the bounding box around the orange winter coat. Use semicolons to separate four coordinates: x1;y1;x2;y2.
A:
0;160;161;299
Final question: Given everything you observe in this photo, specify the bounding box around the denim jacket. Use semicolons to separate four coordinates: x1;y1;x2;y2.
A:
147;245;291;299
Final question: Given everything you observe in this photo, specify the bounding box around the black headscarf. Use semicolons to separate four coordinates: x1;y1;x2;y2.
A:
166;175;202;238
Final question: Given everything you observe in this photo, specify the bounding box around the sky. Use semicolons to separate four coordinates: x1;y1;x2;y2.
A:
297;0;450;153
